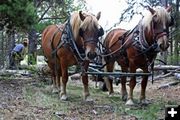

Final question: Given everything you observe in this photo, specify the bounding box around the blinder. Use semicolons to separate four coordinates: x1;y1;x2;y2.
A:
79;28;83;37
169;15;174;26
79;27;104;37
98;27;104;37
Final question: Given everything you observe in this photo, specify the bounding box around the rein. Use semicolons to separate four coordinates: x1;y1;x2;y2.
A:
67;19;85;62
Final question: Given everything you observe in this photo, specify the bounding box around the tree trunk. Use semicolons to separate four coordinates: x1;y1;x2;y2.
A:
28;28;37;65
6;31;15;68
174;0;180;65
0;31;4;68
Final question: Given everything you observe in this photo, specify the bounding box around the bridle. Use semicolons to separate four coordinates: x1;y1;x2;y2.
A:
151;20;169;44
82;37;99;47
79;27;104;48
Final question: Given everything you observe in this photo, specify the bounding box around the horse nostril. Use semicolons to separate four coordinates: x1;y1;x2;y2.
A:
87;52;97;60
159;43;168;51
160;44;164;49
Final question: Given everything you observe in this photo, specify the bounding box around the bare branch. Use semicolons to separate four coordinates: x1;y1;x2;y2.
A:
38;5;51;22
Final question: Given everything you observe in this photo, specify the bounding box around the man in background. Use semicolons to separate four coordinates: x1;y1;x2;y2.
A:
9;38;28;69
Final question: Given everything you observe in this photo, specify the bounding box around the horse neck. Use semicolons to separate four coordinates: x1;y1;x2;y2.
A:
143;27;154;45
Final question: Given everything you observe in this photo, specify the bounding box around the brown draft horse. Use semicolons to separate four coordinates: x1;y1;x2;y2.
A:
41;11;104;101
103;6;173;105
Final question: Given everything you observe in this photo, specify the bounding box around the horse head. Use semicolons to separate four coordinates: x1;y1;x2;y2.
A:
142;6;173;51
78;11;104;60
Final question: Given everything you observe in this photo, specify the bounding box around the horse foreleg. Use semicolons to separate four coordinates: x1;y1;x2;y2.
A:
55;73;61;92
82;62;93;102
126;65;136;105
56;68;61;92
60;62;68;101
140;67;149;105
121;66;128;101
82;73;93;101
51;70;59;93
104;62;114;96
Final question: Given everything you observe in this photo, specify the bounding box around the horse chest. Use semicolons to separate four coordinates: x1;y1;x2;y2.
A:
58;47;78;65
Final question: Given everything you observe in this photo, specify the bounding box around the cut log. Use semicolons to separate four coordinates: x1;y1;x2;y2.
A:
174;73;180;80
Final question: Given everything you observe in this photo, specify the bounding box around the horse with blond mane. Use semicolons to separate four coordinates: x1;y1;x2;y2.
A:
41;11;104;101
103;6;174;105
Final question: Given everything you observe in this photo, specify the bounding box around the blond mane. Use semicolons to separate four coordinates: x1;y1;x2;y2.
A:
70;11;100;40
142;6;171;31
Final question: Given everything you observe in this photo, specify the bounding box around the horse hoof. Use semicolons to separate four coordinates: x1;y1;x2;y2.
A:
60;94;68;101
85;96;93;102
52;88;59;93
122;94;128;101
125;99;135;106
108;93;113;97
108;92;114;97
140;99;149;105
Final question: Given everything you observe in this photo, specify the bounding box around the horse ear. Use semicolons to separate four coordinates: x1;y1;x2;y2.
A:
166;6;172;12
148;6;155;15
96;12;101;20
79;11;85;21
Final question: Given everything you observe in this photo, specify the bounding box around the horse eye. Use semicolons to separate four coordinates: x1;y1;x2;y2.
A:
169;16;174;26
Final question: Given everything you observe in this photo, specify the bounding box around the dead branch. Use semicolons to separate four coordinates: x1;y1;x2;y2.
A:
158;81;180;89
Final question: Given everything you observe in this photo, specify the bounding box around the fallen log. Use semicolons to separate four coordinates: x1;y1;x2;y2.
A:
0;69;31;76
153;72;173;80
158;81;180;89
153;65;180;71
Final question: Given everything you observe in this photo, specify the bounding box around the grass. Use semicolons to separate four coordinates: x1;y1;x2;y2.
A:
22;79;178;120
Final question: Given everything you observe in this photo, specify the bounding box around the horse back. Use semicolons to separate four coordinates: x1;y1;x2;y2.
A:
104;28;127;50
42;24;64;59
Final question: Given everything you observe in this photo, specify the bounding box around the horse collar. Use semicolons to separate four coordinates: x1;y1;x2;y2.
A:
61;18;85;62
132;21;159;53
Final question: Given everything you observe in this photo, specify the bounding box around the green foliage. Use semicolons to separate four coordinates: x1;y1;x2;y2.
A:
0;0;38;31
28;53;37;65
36;0;86;33
34;21;52;33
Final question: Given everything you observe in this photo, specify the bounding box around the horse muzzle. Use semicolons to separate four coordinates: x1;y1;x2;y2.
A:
157;36;169;51
87;51;97;60
159;42;169;51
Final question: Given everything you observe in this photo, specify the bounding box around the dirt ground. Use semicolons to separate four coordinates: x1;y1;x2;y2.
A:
0;72;179;120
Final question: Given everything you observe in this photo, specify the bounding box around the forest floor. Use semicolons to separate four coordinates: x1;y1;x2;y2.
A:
0;70;179;120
